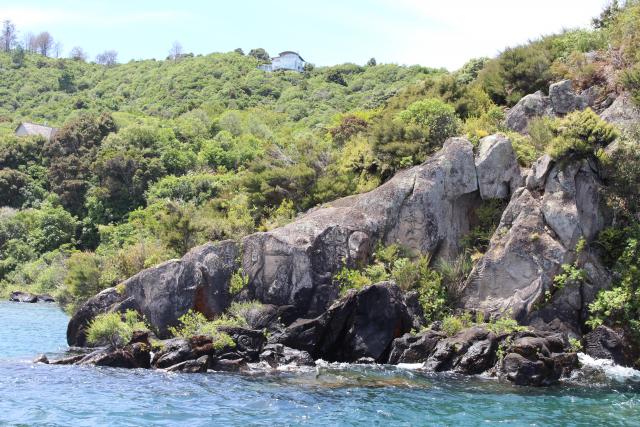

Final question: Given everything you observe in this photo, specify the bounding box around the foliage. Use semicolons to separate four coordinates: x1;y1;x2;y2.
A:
86;310;147;348
168;310;239;350
229;269;249;296
441;313;473;336
588;225;640;333
546;109;617;160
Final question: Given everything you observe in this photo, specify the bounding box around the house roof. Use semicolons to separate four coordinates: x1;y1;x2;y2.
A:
15;122;57;140
276;51;305;62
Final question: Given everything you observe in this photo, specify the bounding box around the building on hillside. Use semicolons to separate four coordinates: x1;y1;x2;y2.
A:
258;51;305;72
15;122;57;141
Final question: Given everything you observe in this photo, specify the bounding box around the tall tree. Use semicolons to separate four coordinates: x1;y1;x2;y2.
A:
69;46;87;61
0;20;17;52
168;41;183;61
249;48;270;62
96;50;118;66
34;31;54;56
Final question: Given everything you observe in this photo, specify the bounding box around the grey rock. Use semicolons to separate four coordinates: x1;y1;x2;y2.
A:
549;80;587;115
278;282;413;363
505;91;552;133
33;354;49;364
583;326;626;365
462;158;609;328
166;355;209;373
424;327;493;372
387;330;444;364
9;291;38;303
259;344;315;367
210;358;248;372
600;92;640;130
475;134;523;200
525;155;554;191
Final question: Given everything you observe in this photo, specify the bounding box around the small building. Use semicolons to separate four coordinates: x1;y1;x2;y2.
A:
15;122;57;141
259;51;305;73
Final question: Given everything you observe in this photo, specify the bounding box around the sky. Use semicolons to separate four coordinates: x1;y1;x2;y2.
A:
0;0;611;70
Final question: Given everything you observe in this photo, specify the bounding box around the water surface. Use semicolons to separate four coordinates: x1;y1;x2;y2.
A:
1;301;639;426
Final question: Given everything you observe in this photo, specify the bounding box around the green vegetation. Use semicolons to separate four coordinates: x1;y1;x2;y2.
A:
0;0;639;324
86;309;148;348
168;310;242;350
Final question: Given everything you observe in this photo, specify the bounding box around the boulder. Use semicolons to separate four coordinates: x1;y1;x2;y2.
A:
583;326;627;365
69;138;481;344
216;327;266;362
600;92;640;130
78;343;151;369
500;331;577;386
462;158;609;329
9;291;38;303
210;358;248;372
37;294;55;303
525;155;554;191
278;282;413;363
505;91;552;133
549;80;587;115
33;354;49;364
259;344;315;367
424;327;496;374
475;134;523;200
166;355;209;373
387;330;444;364
67;288;126;347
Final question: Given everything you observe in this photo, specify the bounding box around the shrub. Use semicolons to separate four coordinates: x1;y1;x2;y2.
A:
603;140;640;220
397;98;460;146
441;313;473;336
546;109;617;160
169;310;238;350
485;316;527;335
229;269;248;296
86;310;147;348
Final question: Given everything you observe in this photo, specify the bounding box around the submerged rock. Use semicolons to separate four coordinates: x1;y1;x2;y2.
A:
259;344;315;367
9;291;38;303
278;282;413;363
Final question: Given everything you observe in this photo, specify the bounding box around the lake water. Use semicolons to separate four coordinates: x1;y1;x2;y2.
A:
2;301;640;426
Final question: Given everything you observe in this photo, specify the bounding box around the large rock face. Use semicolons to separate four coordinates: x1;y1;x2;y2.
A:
549;80;587;115
461;158;609;332
277;282;413;362
69;137;487;345
242;137;479;317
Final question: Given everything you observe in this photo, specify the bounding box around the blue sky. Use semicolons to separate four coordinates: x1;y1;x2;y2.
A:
0;0;610;70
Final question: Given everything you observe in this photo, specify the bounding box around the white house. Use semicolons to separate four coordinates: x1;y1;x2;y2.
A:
15;122;57;141
259;51;305;72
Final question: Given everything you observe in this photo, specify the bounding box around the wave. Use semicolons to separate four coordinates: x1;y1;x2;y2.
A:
570;353;640;384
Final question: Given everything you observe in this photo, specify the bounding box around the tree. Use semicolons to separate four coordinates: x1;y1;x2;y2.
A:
168;41;183;61
23;32;36;52
11;45;25;68
593;0;620;29
96;50;118;66
234;48;244;55
367;57;377;67
53;41;63;58
0;20;17;52
249;48;270;62
34;32;54;56
69;46;87;61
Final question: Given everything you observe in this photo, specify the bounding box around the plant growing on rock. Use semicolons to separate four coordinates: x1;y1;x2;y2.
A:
169;310;240;349
546;109;618;160
86;310;147;348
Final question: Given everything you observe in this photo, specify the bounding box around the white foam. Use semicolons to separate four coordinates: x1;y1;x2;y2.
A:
577;353;640;382
396;363;424;371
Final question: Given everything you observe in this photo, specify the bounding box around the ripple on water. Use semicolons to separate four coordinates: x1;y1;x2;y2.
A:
1;301;640;426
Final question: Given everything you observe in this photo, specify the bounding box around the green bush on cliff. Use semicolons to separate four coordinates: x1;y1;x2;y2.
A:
546;109;617;160
86;310;147;348
169;310;242;349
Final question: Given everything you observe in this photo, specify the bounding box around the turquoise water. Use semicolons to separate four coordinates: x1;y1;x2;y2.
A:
2;302;640;426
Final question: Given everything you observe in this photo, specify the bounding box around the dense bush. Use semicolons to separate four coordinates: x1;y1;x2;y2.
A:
546;109;617;160
86;310;147;348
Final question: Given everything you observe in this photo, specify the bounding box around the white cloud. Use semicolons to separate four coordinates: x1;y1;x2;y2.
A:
373;0;610;69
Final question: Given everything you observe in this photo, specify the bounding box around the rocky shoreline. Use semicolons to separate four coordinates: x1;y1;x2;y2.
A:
33;79;640;387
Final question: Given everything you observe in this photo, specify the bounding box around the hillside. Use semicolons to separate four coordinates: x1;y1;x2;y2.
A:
2;0;640;360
